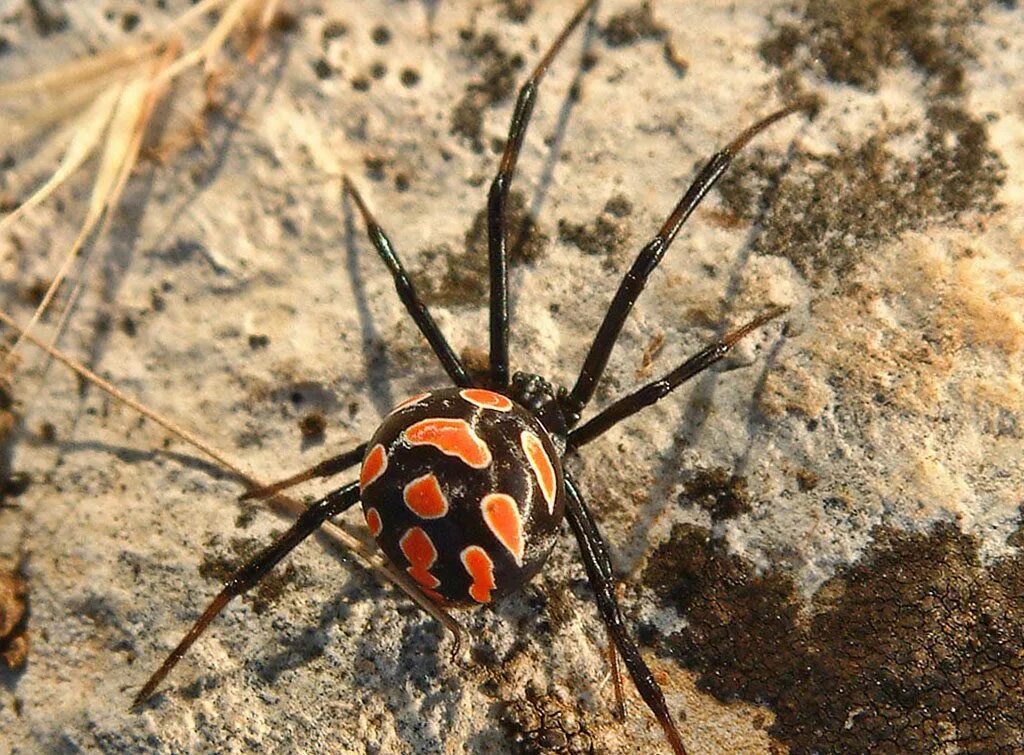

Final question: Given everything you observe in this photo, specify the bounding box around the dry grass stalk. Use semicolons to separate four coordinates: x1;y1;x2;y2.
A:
0;0;288;376
0;308;465;643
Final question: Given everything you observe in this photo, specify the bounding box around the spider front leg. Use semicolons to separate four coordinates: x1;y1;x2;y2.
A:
564;472;688;754
561;101;815;425
487;0;598;389
568;306;787;449
132;482;361;708
344;177;472;388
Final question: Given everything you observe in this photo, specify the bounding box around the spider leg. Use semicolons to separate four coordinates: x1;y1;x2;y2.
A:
568;306;786;449
132;481;360;708
487;0;599;390
238;441;367;501
563;472;688;755
344;177;473;388
561;101;814;425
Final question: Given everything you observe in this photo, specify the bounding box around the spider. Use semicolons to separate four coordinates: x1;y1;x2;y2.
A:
131;2;812;752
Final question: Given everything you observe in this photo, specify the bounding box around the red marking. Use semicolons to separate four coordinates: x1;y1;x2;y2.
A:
460;388;513;412
364;507;382;537
522;431;557;513
392;391;431;412
399;527;441;589
461;545;496;603
359;444;388;490
482;493;524;565
404;418;492;469
403;473;449;519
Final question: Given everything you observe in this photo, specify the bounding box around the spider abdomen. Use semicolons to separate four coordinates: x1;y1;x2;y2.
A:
359;387;565;606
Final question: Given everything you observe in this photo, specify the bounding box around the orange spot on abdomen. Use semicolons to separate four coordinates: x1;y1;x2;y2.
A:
400;527;441;589
360;444;388;490
482;493;524;565
460;388;513;412
404;473;449;519
461;545;496;603
522;431;557;512
364;507;382;537
404;418;492;469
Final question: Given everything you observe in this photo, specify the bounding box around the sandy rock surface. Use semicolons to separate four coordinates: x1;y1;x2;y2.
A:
1;0;1023;753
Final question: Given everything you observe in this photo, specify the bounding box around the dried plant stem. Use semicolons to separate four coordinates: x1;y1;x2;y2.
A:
0;309;463;641
0;0;290;377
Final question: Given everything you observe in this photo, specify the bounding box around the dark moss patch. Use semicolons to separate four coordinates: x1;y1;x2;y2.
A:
498;0;534;23
642;521;1024;752
794;468;819;491
120;11;140;33
451;31;526;149
760;0;983;95
460;346;491;384
21;278;50;308
603;194;633;218
715;106;1004;280
557;194;634;270
601;2;667;48
419;190;548;307
298;411;326;439
27;0;68;37
248;333;270;349
312;58;332;80
400;67;420;88
0;569;29;670
678;468;752;522
362;154;386;181
199;536;308;615
321;19;347;44
502;683;596;754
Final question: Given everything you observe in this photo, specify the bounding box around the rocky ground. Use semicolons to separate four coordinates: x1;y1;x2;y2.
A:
1;0;1023;753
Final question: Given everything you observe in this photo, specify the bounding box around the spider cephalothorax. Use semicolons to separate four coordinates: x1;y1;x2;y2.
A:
359;387;565;606
131;3;812;752
509;371;570;442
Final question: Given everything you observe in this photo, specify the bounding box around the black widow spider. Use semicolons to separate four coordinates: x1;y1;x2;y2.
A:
131;2;812;752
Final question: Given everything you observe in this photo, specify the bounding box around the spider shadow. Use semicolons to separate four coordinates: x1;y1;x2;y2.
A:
144;43;293;265
27;43;294;459
515;5;601;243
340;193;397;417
611;127;810;568
52;439;239;484
250;570;466;750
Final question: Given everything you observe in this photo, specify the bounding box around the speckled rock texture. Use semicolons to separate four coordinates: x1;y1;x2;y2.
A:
2;1;1023;753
